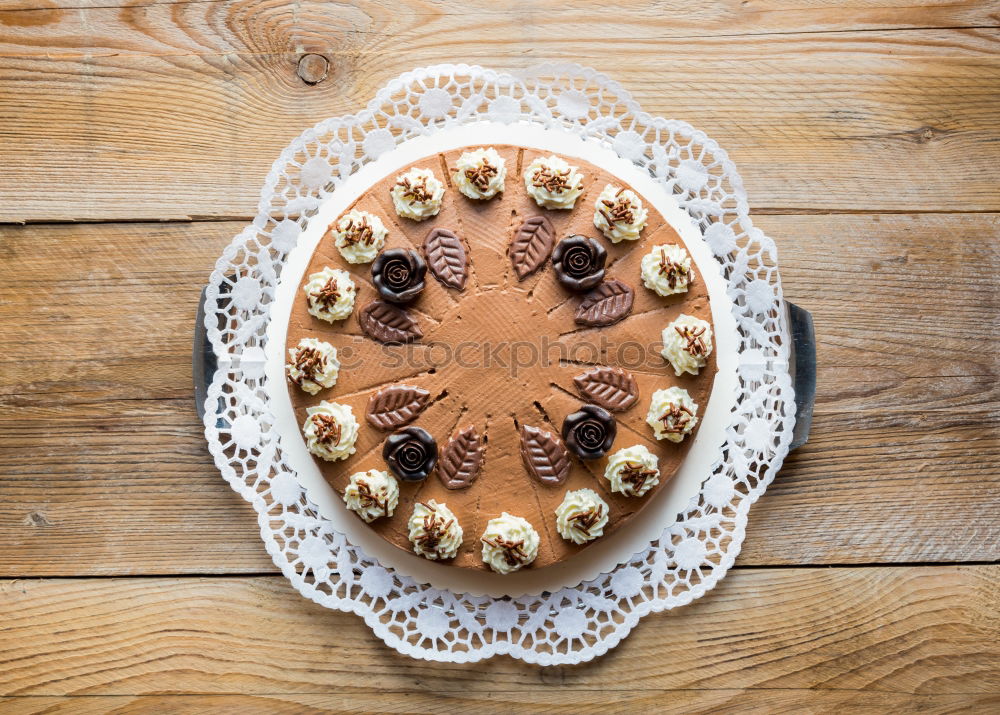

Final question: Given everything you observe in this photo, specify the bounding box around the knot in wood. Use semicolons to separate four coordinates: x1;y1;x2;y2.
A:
297;53;329;86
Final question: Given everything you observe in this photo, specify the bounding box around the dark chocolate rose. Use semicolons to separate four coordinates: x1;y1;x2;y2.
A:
552;235;607;291
383;425;438;481
372;249;427;303
561;404;617;459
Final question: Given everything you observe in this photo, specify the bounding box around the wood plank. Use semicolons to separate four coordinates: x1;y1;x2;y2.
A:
4;0;998;41
2;690;999;715
0;567;997;697
3;401;995;575
0;2;998;220
741;212;1000;565
0;221;229;405
0;214;997;575
2;212;997;407
1;398;277;576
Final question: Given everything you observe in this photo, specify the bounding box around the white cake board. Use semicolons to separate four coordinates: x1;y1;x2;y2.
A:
264;122;740;598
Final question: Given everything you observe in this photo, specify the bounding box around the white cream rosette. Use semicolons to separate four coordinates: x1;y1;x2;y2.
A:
304;267;356;322
286;337;340;394
555;489;610;543
523;155;584;209
481;512;540;574
391;167;445;220
302;401;359;461
408;500;463;560
453;147;506;200
343;469;399;522
645;387;699;443
593;184;648;242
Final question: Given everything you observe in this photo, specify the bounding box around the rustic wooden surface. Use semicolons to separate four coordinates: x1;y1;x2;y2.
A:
1;0;998;712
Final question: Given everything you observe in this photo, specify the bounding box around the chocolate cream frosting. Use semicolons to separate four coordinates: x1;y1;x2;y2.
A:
284;145;717;570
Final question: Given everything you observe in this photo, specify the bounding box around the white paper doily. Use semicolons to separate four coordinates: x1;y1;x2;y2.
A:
202;63;795;665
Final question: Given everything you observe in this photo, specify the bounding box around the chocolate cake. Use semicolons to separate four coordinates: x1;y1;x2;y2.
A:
283;144;717;571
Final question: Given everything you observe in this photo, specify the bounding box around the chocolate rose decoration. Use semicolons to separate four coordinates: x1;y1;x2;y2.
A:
383;425;438;481
371;248;427;303
561;404;617;459
552;235;607;291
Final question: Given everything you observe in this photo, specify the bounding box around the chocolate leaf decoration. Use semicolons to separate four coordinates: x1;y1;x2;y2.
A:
437;425;484;489
573;366;639;412
423;227;468;290
359;300;422;344
519;424;570;486
574;279;634;327
366;384;431;430
510;215;554;280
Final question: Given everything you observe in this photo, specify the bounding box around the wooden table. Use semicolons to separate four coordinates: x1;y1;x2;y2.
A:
2;2;998;712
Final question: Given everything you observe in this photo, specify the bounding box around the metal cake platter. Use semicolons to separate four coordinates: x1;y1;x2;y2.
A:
194;286;815;449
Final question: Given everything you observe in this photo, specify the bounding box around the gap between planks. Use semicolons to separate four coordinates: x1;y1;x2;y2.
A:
4;207;1000;227
0;561;996;581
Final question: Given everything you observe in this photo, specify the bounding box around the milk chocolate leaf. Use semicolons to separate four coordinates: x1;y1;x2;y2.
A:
423;227;468;290
510;215;554;280
366;384;431;430
574;279;634;327
359;300;422;343
519;424;570;486
573;366;639;412
437;425;484;489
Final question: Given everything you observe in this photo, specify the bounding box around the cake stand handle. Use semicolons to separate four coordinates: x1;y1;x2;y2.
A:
785;301;816;451
193;283;230;423
193;286;215;421
193;288;817;446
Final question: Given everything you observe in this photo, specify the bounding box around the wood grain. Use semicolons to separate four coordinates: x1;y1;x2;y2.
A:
0;213;996;575
0;1;998;220
2;0;998;707
3;691;999;715
0;567;996;698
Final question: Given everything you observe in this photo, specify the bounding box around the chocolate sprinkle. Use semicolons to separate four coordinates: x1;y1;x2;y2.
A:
311;413;341;446
464;161;499;193
619;461;657;493
396;175;433;202
338;215;376;247
481;535;528;567
675;324;708;357
659;404;694;434
313;277;341;306
530;164;572;194
289;346;325;387
657;247;689;288
598;193;636;228
567;505;604;536
414;502;454;551
354;479;386;514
